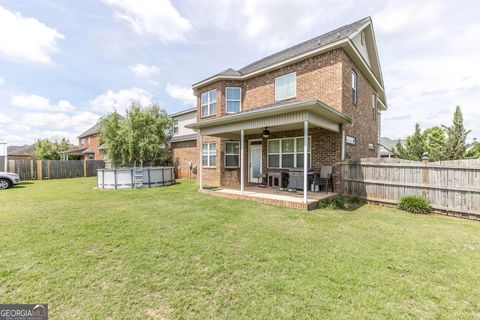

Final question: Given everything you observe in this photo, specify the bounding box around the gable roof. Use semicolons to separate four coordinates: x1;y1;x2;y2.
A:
192;16;386;108
78;123;100;139
238;17;370;75
8;144;36;156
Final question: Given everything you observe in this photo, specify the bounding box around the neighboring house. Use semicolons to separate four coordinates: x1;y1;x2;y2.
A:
7;144;36;160
62;123;104;160
0;140;6;171
182;16;387;192
170;108;198;178
379;137;404;158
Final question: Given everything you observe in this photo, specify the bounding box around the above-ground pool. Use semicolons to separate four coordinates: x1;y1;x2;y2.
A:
97;167;175;189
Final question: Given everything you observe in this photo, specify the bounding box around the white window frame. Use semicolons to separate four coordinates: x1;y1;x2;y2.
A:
224;141;240;168
81;138;86;146
352;70;358;105
275;72;296;101
173;119;179;134
201;90;217;117
88;137;91;144
225;87;242;114
372;93;377;120
202;142;216;167
267;136;311;169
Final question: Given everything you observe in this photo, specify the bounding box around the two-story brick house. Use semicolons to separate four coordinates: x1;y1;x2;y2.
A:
182;17;387;203
170;108;198;178
62;123;105;160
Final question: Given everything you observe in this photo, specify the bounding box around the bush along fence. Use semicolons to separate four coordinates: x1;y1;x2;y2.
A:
341;157;480;220
7;160;105;181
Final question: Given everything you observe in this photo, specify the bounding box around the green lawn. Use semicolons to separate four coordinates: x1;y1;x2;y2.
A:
1;178;480;319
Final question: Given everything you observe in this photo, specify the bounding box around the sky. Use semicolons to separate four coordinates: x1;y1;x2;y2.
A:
0;0;479;146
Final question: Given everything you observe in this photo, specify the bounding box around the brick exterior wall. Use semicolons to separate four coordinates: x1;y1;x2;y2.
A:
79;134;104;160
189;48;380;188
171;139;198;179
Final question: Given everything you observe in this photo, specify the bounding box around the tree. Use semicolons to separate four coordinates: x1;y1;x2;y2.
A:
99;103;172;167
466;139;480;158
393;123;425;160
33;138;70;160
423;126;446;161
442;106;471;160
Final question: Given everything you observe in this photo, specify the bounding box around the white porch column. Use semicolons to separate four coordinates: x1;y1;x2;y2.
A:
240;129;245;194
303;120;308;204
199;132;203;190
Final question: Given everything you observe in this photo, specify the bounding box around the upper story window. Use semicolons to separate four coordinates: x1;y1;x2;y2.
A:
81;138;86;146
202;142;216;167
88;137;91;145
226;87;241;113
173;119;179;134
352;70;358;105
201;90;216;117
275;72;296;101
372;93;377;120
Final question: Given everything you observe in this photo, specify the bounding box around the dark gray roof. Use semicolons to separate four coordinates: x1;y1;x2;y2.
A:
238;17;370;75
7;145;28;154
217;68;242;77
195;16;370;86
78;123;100;138
8;144;35;156
171;134;197;143
380;137;405;155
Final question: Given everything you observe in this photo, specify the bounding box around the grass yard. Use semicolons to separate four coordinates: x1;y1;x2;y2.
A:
1;178;480;319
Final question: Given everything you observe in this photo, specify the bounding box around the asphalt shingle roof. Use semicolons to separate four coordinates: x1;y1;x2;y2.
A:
78;123;100;138
196;16;370;84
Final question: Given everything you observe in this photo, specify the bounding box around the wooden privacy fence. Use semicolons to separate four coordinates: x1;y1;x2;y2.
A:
342;158;480;217
7;160;105;180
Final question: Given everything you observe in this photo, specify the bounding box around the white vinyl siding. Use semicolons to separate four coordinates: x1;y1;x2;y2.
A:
275;72;296;101
352;70;358;105
202;142;216;167
267;137;311;169
226;87;241;113
201;90;217;117
225;142;240;167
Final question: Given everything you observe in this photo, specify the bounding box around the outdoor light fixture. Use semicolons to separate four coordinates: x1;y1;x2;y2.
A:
262;127;271;138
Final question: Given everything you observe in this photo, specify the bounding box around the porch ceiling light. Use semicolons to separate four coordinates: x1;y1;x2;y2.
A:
262;127;271;138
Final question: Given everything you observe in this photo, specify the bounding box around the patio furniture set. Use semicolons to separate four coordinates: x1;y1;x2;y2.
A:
258;166;334;193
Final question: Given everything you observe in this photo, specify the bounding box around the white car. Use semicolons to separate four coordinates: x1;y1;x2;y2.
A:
0;172;20;189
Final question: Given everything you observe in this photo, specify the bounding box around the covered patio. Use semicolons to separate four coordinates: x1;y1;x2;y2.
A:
202;185;338;210
187;99;351;209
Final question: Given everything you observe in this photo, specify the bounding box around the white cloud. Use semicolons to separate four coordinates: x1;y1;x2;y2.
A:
22;111;99;131
11;94;76;112
0;113;13;125
0;77;4;86
130;63;160;78
103;0;191;43
0;6;64;64
90;87;153;113
166;83;195;106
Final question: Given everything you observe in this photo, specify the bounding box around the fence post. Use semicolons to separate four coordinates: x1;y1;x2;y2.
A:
47;160;51;179
30;160;34;179
422;152;430;199
37;161;43;180
84;160;87;177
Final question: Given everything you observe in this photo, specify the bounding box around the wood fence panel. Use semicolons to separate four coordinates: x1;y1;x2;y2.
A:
342;158;480;216
8;160;104;180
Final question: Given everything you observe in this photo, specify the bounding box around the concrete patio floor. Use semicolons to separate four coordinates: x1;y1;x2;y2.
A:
201;185;337;210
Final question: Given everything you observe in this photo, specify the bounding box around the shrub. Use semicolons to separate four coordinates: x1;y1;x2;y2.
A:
318;195;345;210
350;195;361;204
398;195;432;214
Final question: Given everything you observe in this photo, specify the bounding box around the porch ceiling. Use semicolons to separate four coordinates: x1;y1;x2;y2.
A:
187;99;351;138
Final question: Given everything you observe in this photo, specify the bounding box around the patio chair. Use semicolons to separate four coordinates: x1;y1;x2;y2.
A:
257;173;267;188
319;166;334;193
